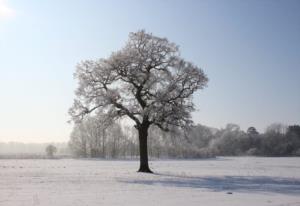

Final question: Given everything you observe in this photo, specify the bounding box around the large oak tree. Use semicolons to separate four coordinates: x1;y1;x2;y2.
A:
69;30;208;173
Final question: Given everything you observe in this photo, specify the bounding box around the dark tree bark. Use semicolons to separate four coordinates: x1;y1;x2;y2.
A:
137;123;153;173
102;129;106;158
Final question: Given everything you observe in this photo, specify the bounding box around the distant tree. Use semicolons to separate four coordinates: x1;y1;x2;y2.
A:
210;124;246;155
46;144;57;158
69;30;208;173
188;124;215;148
287;125;300;137
259;123;289;156
247;127;259;136
265;123;286;134
69;115;114;158
285;125;300;155
69;123;89;157
261;132;286;156
246;126;260;151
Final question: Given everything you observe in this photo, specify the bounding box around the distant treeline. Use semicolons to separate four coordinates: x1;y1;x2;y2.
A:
0;142;69;158
69;116;300;158
1;122;299;159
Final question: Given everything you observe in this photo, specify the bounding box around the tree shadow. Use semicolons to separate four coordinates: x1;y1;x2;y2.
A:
118;173;300;195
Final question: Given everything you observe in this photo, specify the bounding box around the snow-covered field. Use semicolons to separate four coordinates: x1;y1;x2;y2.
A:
0;157;300;206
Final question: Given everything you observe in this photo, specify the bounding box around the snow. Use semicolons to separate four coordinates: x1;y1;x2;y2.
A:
1;157;300;206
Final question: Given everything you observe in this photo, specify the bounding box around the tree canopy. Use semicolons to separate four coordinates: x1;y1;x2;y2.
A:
69;30;208;131
69;30;208;172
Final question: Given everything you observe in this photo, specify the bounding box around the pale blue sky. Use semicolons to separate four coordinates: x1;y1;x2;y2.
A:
0;0;299;142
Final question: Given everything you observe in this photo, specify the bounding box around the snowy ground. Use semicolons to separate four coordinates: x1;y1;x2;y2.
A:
0;157;300;206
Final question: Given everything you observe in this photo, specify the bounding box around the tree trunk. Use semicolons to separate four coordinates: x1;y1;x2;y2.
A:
102;129;106;158
138;124;153;173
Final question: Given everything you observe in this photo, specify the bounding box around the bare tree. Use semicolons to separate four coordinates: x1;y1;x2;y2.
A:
69;115;113;158
46;144;57;158
69;123;88;157
247;127;259;136
69;30;208;173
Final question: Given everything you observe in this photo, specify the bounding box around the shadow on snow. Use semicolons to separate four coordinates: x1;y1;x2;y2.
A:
118;173;300;195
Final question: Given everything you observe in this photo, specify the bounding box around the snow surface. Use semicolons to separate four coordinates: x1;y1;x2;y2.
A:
1;157;300;206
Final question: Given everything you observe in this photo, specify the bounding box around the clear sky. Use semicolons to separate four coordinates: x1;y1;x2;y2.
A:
0;0;299;142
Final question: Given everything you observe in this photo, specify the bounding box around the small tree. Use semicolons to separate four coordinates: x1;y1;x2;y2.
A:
247;127;259;136
69;30;208;173
46;144;57;158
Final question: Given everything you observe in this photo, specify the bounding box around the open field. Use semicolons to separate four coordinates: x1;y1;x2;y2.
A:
1;157;300;206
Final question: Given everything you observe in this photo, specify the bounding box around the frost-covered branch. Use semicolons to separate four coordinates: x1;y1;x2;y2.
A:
69;30;208;131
